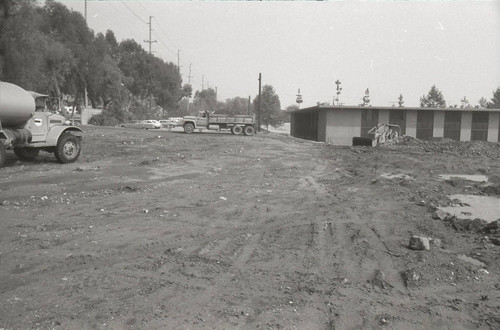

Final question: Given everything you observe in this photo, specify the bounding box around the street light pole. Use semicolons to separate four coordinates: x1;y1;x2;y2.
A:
258;73;262;133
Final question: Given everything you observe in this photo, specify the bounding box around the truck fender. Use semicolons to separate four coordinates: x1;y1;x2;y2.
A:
183;121;196;129
46;126;83;146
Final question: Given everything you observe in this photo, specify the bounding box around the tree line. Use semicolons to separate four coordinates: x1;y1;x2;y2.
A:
0;0;194;125
0;0;289;128
419;85;500;109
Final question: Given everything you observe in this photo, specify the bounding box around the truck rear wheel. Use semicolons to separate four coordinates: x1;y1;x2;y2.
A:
55;132;81;164
243;126;255;136
184;123;195;134
232;125;242;135
0;143;6;166
14;147;40;161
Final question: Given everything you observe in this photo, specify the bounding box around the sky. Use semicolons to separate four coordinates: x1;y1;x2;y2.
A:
60;0;500;109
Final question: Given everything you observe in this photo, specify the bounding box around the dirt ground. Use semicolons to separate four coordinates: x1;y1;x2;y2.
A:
0;126;499;329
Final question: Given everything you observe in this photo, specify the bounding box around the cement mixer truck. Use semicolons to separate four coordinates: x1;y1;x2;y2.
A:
0;81;83;166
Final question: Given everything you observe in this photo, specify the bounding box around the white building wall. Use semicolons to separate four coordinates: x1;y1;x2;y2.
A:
461;112;472;141
487;112;499;142
433;111;445;138
405;110;417;138
325;109;361;146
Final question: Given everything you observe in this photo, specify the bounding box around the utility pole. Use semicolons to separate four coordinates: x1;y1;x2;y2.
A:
202;75;204;90
144;16;157;55
84;0;88;111
258;73;262;133
248;96;251;115
186;63;192;113
144;16;156;114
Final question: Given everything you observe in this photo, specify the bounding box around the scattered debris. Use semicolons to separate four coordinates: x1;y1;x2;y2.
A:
456;254;485;267
380;173;414;180
438;174;488;182
401;268;421;288
432;210;449;220
381;249;402;257
408;236;430;251
369;270;393;290
429;238;442;249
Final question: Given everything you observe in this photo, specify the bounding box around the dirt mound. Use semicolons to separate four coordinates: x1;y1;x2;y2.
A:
378;136;500;158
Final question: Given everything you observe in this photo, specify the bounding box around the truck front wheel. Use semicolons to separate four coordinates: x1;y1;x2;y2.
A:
14;147;40;161
55;132;81;163
184;123;195;134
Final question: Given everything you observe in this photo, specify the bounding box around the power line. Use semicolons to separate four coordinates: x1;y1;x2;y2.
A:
120;2;211;92
120;1;147;24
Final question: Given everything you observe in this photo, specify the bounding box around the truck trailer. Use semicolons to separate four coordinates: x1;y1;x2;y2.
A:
0;81;83;166
182;111;256;136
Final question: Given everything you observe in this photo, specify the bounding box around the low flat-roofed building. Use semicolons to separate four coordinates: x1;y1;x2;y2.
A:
289;105;500;146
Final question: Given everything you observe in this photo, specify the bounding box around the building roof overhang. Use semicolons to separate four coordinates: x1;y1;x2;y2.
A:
288;105;500;113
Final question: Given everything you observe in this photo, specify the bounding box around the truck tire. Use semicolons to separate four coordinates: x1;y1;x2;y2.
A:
233;125;242;135
54;132;81;164
0;143;6;166
14;147;40;161
184;123;195;134
243;126;255;136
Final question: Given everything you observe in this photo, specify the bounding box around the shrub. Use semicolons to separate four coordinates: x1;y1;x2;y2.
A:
88;112;120;127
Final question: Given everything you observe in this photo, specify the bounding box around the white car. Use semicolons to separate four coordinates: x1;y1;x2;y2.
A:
144;120;162;129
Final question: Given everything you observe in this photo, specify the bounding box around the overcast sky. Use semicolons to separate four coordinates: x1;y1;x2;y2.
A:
60;0;500;108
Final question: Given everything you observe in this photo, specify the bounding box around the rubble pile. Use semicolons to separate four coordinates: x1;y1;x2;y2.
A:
378;136;500;158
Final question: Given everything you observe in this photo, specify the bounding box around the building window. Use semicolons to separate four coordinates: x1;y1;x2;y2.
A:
389;110;406;135
444;111;461;141
416;110;434;140
471;111;488;141
361;109;378;138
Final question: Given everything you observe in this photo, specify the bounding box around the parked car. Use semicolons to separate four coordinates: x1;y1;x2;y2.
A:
121;120;157;130
144;120;162;129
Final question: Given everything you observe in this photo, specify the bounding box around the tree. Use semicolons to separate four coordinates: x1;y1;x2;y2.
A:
253;85;281;129
478;97;488;108
180;84;192;99
487;88;500;109
0;1;47;90
360;88;370;106
218;97;251;115
192;88;217;113
398;94;404;107
420;85;446;108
